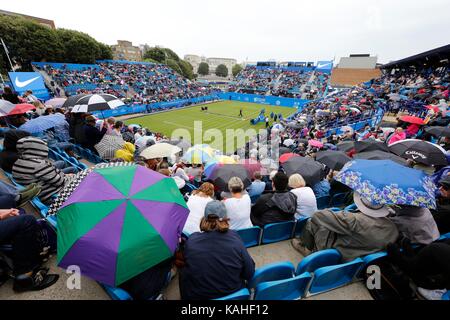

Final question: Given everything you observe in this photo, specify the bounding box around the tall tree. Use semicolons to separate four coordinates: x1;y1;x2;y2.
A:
0;15;113;70
198;62;209;76
216;64;228;77
232;64;243;77
143;47;166;63
178;60;194;80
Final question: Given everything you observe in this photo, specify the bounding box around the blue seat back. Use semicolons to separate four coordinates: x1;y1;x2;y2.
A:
442;291;450;301
293;218;309;237
308;258;364;295
330;193;349;207
254;272;312;300
296;249;342;275
248;261;295;290
214;288;250;300
101;284;133;300
358;251;388;279
261;221;295;244
237;227;261;248
316;196;331;209
344;203;357;212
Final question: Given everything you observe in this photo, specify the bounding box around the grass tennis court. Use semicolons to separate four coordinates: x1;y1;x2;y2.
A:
125;101;296;152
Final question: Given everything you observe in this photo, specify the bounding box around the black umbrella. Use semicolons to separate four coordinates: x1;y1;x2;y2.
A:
336;141;355;152
62;94;88;109
354;150;409;166
279;147;292;155
282;157;325;186
208;164;252;192
389;139;448;166
71;94;125;113
355;140;390;153
315;150;352;171
425;126;450;138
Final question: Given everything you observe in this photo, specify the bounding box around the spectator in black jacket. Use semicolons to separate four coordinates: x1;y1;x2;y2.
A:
1;86;20;104
82;115;106;153
0;129;30;173
251;172;297;228
179;201;255;300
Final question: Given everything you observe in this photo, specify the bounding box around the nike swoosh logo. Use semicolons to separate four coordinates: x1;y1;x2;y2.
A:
317;63;332;69
15;76;40;88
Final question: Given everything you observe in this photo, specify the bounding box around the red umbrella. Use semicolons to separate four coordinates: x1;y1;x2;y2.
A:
399;115;425;125
279;153;300;164
238;159;262;177
0;103;36;117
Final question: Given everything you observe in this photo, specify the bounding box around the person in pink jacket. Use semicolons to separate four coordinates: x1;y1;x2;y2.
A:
389;127;407;145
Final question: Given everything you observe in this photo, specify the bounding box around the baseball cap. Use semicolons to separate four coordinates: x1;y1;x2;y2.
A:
204;201;227;221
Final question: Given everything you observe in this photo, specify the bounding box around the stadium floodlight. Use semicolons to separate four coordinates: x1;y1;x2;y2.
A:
0;38;15;72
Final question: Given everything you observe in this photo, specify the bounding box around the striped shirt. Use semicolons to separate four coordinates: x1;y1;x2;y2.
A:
13;137;67;204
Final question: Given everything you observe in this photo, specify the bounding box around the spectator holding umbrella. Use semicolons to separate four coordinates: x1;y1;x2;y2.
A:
388;127;407;146
291;192;399;260
82;115;107;153
1;86;20;104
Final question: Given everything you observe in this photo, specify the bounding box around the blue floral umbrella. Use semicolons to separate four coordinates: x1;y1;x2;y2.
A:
335;159;436;209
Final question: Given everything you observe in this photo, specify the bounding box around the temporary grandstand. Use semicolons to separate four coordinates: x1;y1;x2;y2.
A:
331;54;382;88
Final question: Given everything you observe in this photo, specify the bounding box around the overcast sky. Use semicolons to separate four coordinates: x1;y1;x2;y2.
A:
3;0;450;64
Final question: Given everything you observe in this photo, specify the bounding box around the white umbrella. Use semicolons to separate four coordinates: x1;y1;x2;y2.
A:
135;136;156;150
140;143;181;159
283;139;295;147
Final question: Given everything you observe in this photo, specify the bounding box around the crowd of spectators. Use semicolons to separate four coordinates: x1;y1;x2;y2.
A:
1;59;449;300
35;62;217;104
230;66;330;99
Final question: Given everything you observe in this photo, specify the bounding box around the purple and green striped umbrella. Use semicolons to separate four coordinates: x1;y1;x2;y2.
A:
57;165;189;287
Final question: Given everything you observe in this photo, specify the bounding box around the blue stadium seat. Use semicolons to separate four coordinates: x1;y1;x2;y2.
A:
254;272;312;300
442;291;450;301
316;196;331;210
248;261;296;290
250;194;260;204
293;217;309;237
101;284;133;300
344;203;357;212
307;258;364;295
357;251;388;279
236;227;262;248
46;215;57;229
296;249;342;275
261;221;295;244
439;232;450;240
330;193;350;207
214;288;250;300
31;198;49;218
